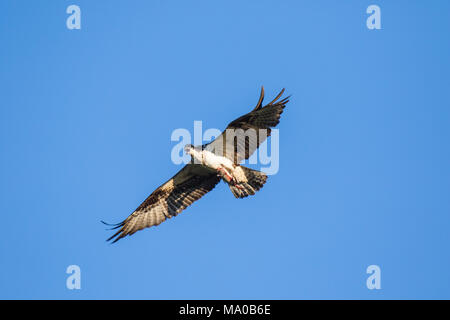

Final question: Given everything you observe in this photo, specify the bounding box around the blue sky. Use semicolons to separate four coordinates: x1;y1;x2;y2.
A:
1;0;449;299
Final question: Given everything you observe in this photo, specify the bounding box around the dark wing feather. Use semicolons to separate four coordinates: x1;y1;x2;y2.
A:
205;86;289;163
105;164;220;243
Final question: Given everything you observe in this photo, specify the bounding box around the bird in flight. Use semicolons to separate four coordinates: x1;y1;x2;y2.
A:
103;87;289;242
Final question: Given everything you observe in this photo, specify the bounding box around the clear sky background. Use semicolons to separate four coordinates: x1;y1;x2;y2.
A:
1;0;449;299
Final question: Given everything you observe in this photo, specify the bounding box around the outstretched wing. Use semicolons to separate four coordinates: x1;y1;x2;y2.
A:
205;86;289;163
105;164;220;243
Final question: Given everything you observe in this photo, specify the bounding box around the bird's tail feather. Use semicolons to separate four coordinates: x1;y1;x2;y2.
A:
229;166;267;198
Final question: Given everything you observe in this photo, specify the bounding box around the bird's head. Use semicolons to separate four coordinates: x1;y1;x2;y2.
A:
184;144;203;159
184;144;194;156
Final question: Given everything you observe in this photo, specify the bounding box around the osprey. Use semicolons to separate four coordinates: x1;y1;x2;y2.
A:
104;87;289;242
